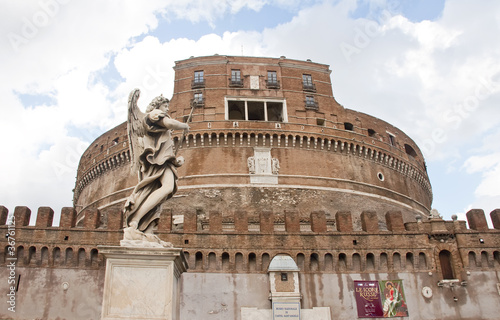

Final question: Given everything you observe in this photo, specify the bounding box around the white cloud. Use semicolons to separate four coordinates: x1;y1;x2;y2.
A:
112;32;265;108
464;154;500;175
0;0;274;221
463;129;500;200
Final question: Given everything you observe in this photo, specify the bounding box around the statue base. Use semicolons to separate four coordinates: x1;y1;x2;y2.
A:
98;246;188;320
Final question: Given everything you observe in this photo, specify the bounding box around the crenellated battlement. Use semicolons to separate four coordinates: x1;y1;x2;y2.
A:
1;205;499;276
1;205;498;236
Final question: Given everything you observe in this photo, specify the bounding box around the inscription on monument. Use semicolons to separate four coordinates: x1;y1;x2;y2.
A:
273;302;300;319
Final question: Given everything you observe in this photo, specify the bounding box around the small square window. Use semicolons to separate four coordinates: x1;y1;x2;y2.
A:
303;74;315;92
266;71;280;89
194;92;203;102
305;96;317;109
303;74;313;86
193;92;204;107
193;70;205;88
281;272;288;281
231;69;241;81
388;133;396;146
194;70;204;81
344;122;354;131
268;71;277;83
266;71;279;88
230;69;243;87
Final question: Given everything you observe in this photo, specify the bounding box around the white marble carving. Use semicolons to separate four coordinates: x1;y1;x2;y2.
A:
249;148;278;184
247;156;256;174
430;208;441;219
123;89;190;246
272;158;280;174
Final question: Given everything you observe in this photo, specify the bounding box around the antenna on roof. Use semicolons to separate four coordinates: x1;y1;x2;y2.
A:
241;45;244;56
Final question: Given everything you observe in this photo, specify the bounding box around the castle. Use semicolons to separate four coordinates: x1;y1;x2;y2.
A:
1;55;499;319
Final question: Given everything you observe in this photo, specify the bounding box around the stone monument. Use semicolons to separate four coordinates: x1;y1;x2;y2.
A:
122;88;189;247
100;89;191;320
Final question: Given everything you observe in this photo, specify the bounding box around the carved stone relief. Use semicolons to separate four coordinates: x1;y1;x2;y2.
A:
248;147;278;184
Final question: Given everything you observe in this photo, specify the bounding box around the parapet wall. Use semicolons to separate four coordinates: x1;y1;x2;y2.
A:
1;205;499;278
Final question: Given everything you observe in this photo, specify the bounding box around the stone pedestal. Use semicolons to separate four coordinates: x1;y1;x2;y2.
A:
98;246;187;320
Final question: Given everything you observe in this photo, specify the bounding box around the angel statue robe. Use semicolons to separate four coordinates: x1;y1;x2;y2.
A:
125;112;179;232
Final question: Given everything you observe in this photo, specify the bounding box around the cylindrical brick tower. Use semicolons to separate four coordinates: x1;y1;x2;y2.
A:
74;55;432;228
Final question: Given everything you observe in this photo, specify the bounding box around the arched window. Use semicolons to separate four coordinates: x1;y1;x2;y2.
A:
366;253;375;271
468;251;477;269
78;248;86;267
41;247;49;266
338;253;347;271
324;253;333;271
418;252;427;269
208;252;217;270
261;253;270;271
481;251;490;268
90;249;99;267
405;252;414;270
439;250;455;279
379;253;388;271
235;252;244;271
65;248;73;266
494;251;500;268
17;246;25;266
28;246;36;265
310;253;319;271
222;252;230;271
393;252;401;271
195;252;203;270
352;253;361;271
52;247;61;266
249;253;257;271
297;253;305;271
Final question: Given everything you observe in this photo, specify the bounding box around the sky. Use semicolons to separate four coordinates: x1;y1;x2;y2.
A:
1;0;499;226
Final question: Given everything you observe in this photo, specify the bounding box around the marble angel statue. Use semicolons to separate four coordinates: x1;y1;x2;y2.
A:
122;89;189;247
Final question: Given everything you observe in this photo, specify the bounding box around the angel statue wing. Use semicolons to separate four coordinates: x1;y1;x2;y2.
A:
127;88;146;174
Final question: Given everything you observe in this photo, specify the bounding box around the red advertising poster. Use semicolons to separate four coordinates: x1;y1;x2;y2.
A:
354;281;384;317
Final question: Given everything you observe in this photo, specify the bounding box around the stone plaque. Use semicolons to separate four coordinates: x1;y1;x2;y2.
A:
250;76;259;89
273;302;300;319
249;147;278;184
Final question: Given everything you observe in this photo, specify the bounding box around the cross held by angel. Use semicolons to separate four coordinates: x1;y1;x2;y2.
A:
122;89;190;247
